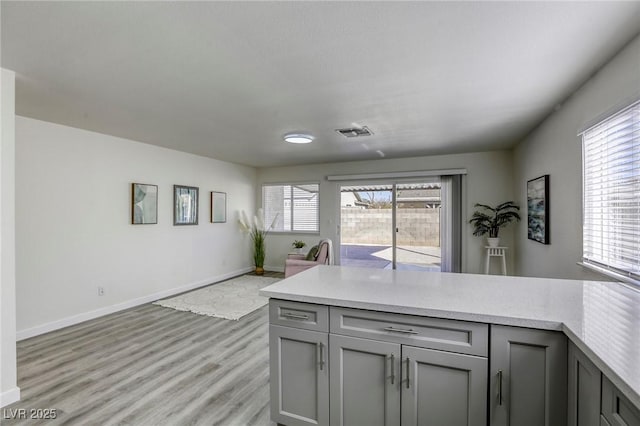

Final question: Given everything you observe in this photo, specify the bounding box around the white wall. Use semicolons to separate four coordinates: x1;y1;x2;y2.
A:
15;117;257;338
1;68;20;407
257;151;514;274
512;33;640;280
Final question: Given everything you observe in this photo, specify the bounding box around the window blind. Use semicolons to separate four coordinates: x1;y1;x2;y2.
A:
582;100;640;282
263;183;319;233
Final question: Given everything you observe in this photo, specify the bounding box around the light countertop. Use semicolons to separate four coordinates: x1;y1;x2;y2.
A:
260;265;640;408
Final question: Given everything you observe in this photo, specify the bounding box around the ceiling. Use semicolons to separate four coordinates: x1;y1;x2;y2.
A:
2;2;640;168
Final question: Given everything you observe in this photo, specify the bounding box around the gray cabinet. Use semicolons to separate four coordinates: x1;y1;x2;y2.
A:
270;324;329;426
328;332;487;426
568;341;640;426
601;376;640;426
329;334;401;426
270;299;329;332
402;345;487;426
330;307;489;357
490;325;567;426
568;342;601;426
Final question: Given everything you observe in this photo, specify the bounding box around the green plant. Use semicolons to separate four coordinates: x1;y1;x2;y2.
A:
469;202;521;238
253;231;266;267
292;240;306;249
238;209;279;268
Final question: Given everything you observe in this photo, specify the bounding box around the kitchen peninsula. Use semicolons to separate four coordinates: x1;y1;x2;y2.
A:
260;265;640;426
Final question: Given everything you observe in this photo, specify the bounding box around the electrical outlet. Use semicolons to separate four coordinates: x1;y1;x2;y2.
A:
98;287;105;296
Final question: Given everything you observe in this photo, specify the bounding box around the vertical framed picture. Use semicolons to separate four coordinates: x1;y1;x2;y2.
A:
211;191;227;223
527;175;549;244
174;185;199;225
131;183;158;225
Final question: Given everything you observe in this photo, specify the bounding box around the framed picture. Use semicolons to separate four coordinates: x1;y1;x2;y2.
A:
174;185;199;225
131;183;158;225
527;175;549;244
211;191;227;223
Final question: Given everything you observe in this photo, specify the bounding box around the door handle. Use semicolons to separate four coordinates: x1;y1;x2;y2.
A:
282;312;309;320
406;357;410;389
318;342;325;371
383;326;419;335
390;354;395;385
498;370;503;405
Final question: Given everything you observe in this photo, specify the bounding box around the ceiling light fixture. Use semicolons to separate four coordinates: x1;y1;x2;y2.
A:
284;133;314;144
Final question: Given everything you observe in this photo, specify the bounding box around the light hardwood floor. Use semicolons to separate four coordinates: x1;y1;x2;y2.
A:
4;272;283;426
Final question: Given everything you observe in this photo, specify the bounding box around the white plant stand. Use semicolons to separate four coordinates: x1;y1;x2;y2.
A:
484;246;507;275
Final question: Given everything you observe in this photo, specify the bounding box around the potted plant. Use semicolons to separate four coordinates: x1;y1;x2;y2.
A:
469;202;521;247
292;240;306;254
238;209;279;275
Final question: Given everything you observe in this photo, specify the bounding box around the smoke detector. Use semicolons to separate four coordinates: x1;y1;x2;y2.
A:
335;126;374;138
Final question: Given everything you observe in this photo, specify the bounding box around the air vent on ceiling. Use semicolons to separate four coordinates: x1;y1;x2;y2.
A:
336;126;374;138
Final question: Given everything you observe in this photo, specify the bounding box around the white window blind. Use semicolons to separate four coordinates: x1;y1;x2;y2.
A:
582;100;640;283
263;183;319;233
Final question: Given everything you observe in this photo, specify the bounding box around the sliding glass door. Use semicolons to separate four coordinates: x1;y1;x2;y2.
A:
394;183;442;271
339;181;443;271
340;185;394;269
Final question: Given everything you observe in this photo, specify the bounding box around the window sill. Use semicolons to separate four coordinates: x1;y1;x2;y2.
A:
269;231;321;236
577;262;640;289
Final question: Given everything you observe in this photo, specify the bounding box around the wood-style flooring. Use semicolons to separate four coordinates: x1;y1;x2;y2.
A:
3;272;283;426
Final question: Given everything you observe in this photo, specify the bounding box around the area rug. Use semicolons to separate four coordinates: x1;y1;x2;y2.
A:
153;275;280;320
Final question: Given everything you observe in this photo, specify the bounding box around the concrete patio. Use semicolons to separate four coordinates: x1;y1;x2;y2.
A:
340;243;441;271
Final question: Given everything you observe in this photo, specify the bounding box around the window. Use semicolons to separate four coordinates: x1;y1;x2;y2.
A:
263;183;320;233
582;100;640;284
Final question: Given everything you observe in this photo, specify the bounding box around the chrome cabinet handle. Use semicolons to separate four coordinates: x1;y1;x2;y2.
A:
283;312;309;320
498;370;503;405
406;357;410;389
390;354;395;384
318;342;325;371
383;326;419;335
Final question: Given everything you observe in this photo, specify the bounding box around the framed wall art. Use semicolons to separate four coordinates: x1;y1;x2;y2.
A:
527;175;549;244
211;191;227;223
131;183;158;225
174;185;199;225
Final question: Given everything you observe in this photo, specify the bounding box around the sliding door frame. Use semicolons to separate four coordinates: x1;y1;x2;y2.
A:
337;177;442;270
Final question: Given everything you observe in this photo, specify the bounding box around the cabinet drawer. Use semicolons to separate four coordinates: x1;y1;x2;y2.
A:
330;307;488;357
269;299;329;332
601;376;640;426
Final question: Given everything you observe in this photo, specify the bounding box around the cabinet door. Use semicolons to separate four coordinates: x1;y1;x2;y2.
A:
401;345;487;426
329;334;401;426
490;325;567;426
568;342;601;426
601;376;640;426
270;325;329;426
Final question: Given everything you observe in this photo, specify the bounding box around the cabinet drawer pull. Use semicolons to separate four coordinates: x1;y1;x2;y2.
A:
383;326;419;335
282;312;310;320
390;354;395;385
498;370;503;405
318;342;325;370
406;357;410;389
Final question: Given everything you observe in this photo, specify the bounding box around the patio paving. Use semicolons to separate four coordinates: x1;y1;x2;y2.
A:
340;244;441;271
340;244;391;269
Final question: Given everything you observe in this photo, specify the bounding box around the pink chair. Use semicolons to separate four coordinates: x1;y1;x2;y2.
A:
284;239;333;278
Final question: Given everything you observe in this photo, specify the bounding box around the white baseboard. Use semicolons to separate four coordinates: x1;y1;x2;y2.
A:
0;387;20;407
265;264;285;273
16;267;253;341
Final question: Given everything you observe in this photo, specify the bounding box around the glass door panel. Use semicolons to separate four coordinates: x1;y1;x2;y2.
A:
394;182;442;271
340;185;393;269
